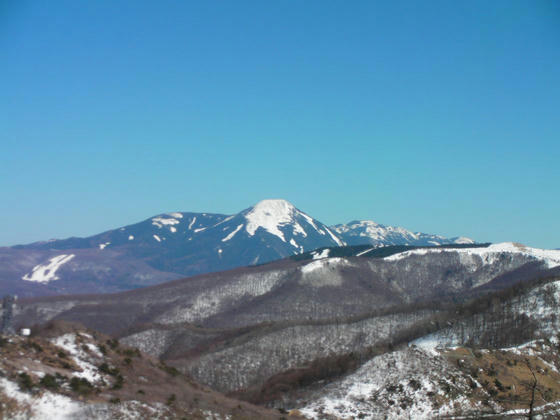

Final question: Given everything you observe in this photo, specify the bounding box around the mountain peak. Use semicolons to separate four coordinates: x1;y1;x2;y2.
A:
245;199;299;241
251;199;296;213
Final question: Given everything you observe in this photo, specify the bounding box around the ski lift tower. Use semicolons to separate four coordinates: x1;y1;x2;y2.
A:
1;295;15;335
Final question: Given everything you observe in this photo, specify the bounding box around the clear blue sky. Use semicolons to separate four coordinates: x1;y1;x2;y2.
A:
1;1;559;248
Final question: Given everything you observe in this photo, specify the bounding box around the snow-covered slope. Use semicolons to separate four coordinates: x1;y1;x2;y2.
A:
385;242;560;268
0;323;282;420
22;254;75;283
299;346;484;420
298;339;560;419
297;274;560;419
244;199;343;247
332;219;474;247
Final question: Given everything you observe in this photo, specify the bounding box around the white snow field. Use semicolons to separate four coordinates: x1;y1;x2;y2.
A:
22;254;75;283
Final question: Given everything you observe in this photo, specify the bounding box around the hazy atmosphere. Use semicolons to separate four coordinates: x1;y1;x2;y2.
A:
2;0;559;248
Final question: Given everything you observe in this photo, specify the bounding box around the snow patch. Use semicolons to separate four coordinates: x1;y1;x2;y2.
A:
356;248;374;257
292;221;308;237
300;212;319;230
0;377;82;420
22;254;75;283
50;334;104;384
300;257;352;286
222;224;243;242
301;257;349;274
98;242;110;250
128;235;134;240
167;212;183;218
324;227;345;246
151;217;180;228
153;234;161;242
312;249;330;259
411;335;444;356
213;215;236;228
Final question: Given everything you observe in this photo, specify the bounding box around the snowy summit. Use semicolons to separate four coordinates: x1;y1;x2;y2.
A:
243;199;343;246
245;199;298;241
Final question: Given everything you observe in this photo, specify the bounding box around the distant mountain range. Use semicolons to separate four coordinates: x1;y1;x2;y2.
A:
331;219;473;247
1;199;473;297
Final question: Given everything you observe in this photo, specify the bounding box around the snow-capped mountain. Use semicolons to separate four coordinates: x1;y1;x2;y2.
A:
332;220;474;247
210;199;344;258
17;200;342;259
1;199;479;297
1;200;346;296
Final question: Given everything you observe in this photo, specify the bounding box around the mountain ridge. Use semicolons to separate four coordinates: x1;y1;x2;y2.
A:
332;219;474;247
12;199;472;251
2;199;475;297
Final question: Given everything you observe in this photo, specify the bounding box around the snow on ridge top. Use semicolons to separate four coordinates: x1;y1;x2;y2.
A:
245;199;299;242
334;219;421;240
244;199;343;245
152;216;180;228
488;242;560;267
22;254;75;283
349;220;383;228
453;236;475;244
384;242;560;268
167;212;183;218
312;248;330;259
331;220;381;234
486;242;527;252
301;257;350;274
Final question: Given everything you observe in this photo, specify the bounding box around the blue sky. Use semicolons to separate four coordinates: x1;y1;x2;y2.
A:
1;1;559;248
